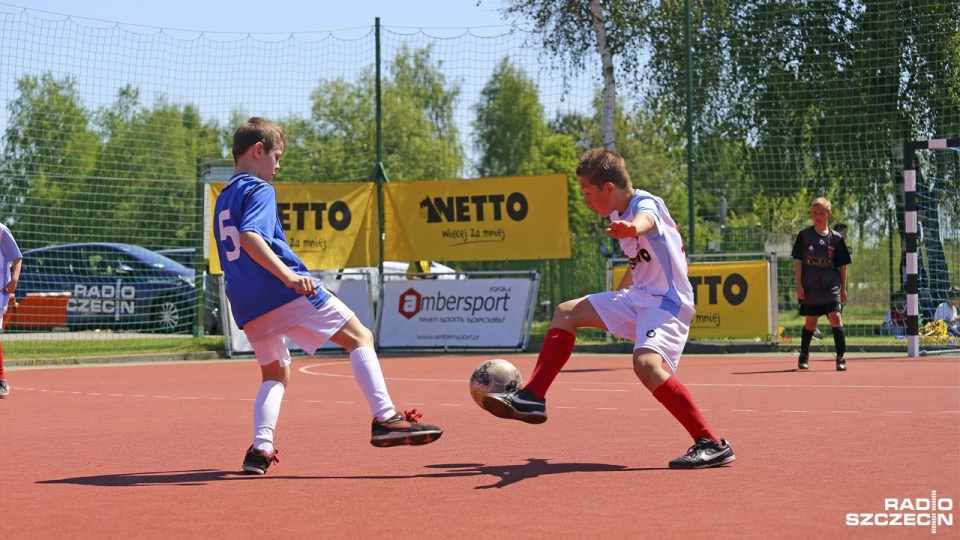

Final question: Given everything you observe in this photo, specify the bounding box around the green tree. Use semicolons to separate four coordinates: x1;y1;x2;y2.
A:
640;0;960;240
290;45;462;184
90;88;223;249
472;58;546;177
488;0;646;150
0;73;96;249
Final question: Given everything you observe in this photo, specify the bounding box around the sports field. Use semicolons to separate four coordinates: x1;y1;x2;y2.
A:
2;353;957;539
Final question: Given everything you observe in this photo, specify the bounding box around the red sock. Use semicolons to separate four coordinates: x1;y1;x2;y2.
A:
0;342;5;379
652;376;718;443
522;328;575;398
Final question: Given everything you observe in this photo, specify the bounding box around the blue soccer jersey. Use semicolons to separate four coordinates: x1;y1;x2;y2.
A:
214;173;330;328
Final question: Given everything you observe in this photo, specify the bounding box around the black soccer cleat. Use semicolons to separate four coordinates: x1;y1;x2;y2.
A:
480;388;547;424
370;409;443;447
669;438;736;469
242;445;279;475
797;354;809;370
836;357;847;371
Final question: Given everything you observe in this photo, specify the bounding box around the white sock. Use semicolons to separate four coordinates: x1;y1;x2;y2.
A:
253;380;285;453
349;347;395;421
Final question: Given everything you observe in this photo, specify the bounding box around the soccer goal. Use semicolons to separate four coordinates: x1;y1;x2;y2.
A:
903;138;960;357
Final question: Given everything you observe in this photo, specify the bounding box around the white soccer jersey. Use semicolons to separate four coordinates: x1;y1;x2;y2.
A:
610;189;695;321
0;223;22;311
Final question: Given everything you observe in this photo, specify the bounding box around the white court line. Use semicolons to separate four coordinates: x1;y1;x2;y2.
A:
570;388;628;392
297;364;959;390
7;388;952;420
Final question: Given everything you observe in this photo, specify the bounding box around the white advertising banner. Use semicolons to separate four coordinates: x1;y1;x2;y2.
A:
378;278;534;349
225;275;373;354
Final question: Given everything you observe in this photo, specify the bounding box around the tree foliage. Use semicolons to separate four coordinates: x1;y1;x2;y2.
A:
286;45;463;184
1;73;96;249
472;58;546;177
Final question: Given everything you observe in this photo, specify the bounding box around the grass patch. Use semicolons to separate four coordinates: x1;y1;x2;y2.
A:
4;336;226;360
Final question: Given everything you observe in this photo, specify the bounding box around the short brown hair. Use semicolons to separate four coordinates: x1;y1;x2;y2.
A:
576;147;632;190
232;117;287;161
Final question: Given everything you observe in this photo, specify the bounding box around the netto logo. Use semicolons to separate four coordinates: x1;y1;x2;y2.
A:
399;288;422;320
277;201;351;231
419;193;528;223
689;273;748;306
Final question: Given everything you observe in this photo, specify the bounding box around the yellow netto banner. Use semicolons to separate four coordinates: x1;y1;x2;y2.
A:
208;182;377;274
383;174;571;261
610;259;769;339
688;260;769;339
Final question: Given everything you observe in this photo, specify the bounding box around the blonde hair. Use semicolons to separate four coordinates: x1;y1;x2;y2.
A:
811;197;832;212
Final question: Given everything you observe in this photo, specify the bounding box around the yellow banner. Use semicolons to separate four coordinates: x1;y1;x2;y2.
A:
610;259;770;339
688;260;769;339
383;174;571;261
208;182;377;274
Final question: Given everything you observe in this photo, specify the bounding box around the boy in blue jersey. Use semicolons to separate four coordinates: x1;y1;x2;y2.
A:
480;148;734;469
214;117;442;474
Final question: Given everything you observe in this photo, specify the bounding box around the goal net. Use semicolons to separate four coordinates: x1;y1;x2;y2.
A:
903;139;960;356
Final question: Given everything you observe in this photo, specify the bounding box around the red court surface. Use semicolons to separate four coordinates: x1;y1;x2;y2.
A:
2;352;958;539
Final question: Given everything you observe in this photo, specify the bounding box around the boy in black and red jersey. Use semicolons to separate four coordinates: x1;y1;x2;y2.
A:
792;197;852;371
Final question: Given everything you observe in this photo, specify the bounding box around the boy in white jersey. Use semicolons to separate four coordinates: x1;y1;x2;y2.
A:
481;148;734;469
0;223;22;397
214;117;442;474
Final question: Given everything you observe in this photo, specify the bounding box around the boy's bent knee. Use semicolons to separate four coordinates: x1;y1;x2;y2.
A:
632;350;670;391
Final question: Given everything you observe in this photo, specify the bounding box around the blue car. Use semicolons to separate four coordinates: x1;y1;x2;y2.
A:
17;243;196;333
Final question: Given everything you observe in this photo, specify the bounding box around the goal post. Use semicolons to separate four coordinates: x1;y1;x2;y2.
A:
903;138;960;357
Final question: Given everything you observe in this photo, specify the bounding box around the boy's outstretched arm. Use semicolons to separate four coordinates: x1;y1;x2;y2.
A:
239;231;316;295
605;212;658;240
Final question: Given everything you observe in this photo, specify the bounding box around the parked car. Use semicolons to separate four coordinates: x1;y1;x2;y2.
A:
155;247;221;335
18;243;196;333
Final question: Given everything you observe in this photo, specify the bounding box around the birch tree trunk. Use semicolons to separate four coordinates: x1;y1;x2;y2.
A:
588;0;616;151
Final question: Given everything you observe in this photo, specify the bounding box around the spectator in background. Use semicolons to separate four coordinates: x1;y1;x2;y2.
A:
933;287;960;337
876;291;907;337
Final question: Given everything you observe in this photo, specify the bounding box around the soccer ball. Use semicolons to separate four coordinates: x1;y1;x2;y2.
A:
469;359;523;408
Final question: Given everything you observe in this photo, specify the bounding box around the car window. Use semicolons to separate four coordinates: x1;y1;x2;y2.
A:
24;248;89;276
82;246;146;276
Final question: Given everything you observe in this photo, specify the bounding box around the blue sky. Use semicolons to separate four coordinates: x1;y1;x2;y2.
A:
8;1;514;34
